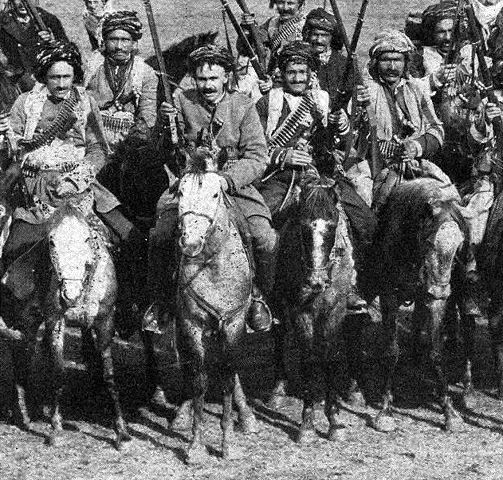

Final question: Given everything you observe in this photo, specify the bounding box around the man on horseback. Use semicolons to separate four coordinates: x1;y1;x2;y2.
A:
0;41;143;315
85;10;158;152
255;40;376;311
151;44;278;333
0;0;69;92
355;29;450;213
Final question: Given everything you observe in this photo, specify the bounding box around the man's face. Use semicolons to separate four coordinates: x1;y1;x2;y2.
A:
282;61;310;95
46;61;75;99
194;63;229;105
377;52;406;86
104;29;135;63
276;0;300;20
85;0;105;16
12;0;28;16
433;18;454;54
307;28;332;54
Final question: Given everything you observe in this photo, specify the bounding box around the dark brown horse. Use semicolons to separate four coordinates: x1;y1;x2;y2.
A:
270;170;360;442
371;177;472;432
175;150;257;462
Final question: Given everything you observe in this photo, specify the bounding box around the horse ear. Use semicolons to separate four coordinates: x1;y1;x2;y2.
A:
425;200;442;217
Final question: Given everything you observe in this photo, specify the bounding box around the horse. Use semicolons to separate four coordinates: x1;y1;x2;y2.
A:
268;170;361;442
371;177;472;432
175;149;258;462
0;203;130;448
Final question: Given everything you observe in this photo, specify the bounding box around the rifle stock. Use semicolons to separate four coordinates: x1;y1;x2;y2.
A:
20;0;48;32
234;0;267;71
220;0;268;80
142;0;178;147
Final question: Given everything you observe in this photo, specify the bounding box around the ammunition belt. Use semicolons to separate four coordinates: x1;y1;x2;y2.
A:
270;16;303;52
101;112;135;136
22;161;78;178
268;94;315;153
378;139;403;163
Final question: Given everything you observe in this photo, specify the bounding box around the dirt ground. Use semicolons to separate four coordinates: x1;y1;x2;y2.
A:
3;0;503;479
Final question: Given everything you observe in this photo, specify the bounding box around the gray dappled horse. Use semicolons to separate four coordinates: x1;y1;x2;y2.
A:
371;177;473;432
1;203;130;449
175;149;258;462
269;170;359;443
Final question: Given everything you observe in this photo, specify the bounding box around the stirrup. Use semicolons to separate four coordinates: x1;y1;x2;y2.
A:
142;303;165;335
248;295;273;332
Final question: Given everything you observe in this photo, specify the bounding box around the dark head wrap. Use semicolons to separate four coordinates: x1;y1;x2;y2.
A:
421;1;458;45
277;41;320;73
34;41;84;84
302;8;344;51
187;45;235;74
102;10;143;41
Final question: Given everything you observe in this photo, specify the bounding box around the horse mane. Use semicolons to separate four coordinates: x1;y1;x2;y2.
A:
184;146;217;176
145;31;219;85
298;174;339;221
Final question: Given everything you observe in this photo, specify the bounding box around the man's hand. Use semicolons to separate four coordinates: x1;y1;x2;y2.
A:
219;176;229;192
356;85;370;105
434;64;457;85
485;102;502;123
37;30;54;43
285;149;313;167
400;139;419;162
159;101;178;124
241;12;255;25
328;109;350;132
258;76;273;94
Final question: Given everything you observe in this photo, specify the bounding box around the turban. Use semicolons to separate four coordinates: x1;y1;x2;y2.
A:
34;41;84;84
422;1;458;29
303;8;337;33
187;45;234;73
369;29;415;58
102;10;143;41
278;41;320;73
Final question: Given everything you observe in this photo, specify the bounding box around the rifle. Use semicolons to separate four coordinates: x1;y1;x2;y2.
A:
327;0;381;177
465;0;503;181
445;0;466;65
20;0;48;32
220;0;268;81
142;0;183;178
234;0;268;71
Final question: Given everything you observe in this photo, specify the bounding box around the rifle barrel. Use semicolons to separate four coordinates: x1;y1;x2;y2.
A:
21;0;48;32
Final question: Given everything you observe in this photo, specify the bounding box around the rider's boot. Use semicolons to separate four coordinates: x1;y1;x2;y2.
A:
463;244;483;318
247;246;278;332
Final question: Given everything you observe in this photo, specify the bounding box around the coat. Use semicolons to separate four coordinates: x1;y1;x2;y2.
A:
174;89;271;220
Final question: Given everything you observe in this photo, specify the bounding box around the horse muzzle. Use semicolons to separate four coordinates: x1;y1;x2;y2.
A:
179;235;205;258
61;279;84;307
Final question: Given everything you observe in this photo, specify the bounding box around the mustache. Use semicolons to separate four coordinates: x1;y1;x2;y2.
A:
202;88;218;94
383;70;401;76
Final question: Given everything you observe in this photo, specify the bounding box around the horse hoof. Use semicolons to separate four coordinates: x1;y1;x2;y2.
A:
327;425;346;442
222;443;244;461
149;386;169;410
372;414;396;433
171;411;192;431
185;443;208;465
461;391;477;411
346;390;366;409
267;394;285;411
444;414;464;433
236;414;259;435
46;433;62;447
296;427;317;445
114;429;132;450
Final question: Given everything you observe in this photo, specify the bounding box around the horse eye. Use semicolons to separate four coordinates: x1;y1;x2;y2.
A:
213;192;218;198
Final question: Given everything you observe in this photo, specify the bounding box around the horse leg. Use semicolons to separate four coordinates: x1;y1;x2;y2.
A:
10;337;33;430
343;314;366;408
267;320;288;410
95;318;131;449
324;359;345;442
372;293;399;433
81;328;104;391
425;297;463;431
185;336;208;464
459;307;477;410
140;330;168;410
221;365;239;460
171;340;194;431
46;317;66;446
234;373;258;434
488;305;503;399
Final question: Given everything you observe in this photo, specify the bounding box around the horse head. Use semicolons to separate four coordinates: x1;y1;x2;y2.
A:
296;171;339;295
178;147;225;258
48;204;96;307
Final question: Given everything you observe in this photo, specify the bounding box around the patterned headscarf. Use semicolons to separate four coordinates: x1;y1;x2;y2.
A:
102;10;143;41
421;1;459;44
187;45;235;74
277;40;320;73
369;29;416;59
34;41;84;84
